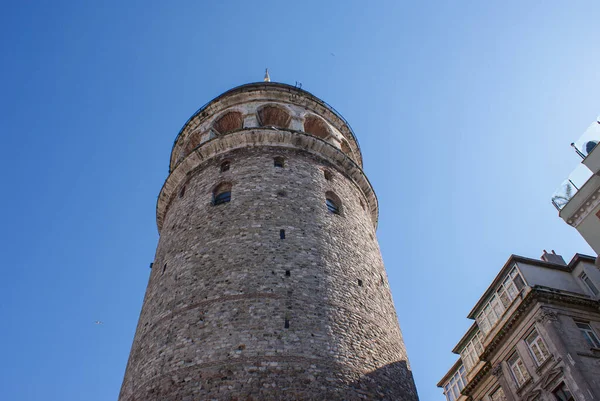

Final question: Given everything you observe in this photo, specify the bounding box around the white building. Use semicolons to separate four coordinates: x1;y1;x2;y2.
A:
552;119;600;257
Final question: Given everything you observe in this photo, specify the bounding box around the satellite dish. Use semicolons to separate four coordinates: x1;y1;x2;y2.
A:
585;140;598;155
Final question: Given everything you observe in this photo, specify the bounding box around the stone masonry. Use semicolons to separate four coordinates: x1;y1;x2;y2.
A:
118;82;419;400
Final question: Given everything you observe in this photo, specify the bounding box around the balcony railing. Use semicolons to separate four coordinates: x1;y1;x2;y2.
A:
571;119;600;159
552;164;593;210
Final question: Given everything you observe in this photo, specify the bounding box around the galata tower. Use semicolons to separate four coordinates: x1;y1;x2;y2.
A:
118;76;419;401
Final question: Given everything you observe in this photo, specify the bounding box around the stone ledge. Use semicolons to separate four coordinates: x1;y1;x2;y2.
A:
156;129;379;233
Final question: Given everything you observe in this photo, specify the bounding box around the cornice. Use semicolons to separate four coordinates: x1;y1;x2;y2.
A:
462;362;491;396
481;287;598;360
564;183;600;227
156;128;379;233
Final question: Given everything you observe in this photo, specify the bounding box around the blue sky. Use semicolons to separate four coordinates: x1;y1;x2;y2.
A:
1;1;598;400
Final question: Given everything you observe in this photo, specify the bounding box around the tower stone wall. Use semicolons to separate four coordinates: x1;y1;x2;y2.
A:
119;83;419;400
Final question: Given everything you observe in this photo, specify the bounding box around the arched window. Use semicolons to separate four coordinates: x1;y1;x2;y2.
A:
258;105;291;128
185;131;203;155
274;157;285;168
304;115;330;140
213;182;232;206
213;111;243;135
325;191;342;215
323;169;333;180
220;161;230;172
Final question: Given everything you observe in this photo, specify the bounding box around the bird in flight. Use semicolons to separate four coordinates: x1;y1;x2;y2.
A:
94;320;104;325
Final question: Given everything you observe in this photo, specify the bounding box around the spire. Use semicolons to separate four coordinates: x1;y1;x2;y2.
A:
264;68;271;82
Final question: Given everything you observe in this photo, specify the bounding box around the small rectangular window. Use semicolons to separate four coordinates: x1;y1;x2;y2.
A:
213;191;231;205
508;352;530;387
525;329;551;365
280;229;285;239
442;365;467;401
579;272;599;296
575;321;600;348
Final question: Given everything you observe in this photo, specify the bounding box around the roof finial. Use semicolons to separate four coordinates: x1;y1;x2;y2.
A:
264;68;271;82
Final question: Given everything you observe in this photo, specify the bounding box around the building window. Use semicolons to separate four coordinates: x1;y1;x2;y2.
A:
489;387;507;401
213;183;232;206
443;365;467;401
477;266;527;336
552;382;575;401
326;198;340;214
496;266;526;309
575;321;600;348
323;169;332;180
508;352;530;388
274;157;285;168
579;272;599;296
525;329;551;365
460;330;484;372
220;161;230;172
476;295;503;335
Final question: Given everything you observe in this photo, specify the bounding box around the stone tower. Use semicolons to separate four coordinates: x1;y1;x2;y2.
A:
118;82;419;401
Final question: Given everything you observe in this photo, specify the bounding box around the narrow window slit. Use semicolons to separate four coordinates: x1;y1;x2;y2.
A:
280;229;286;239
284;318;290;329
274;157;285;168
285;270;290;277
358;279;363;287
162;263;167;275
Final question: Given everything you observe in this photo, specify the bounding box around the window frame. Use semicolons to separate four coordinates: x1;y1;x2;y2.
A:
525;329;551;366
460;331;483;372
489;386;508;401
212;182;232;206
273;157;285;168
507;352;530;388
579;272;599;296
575;321;600;348
220;161;231;172
326;198;340;214
442;365;467;401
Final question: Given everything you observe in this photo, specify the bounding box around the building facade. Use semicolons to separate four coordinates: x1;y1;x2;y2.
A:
552;119;600;257
118;82;419;400
438;251;600;401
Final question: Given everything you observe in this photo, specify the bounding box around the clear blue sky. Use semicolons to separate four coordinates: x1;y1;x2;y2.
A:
1;1;598;400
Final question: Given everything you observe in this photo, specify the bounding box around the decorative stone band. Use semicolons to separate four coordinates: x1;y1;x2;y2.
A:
565;187;600;227
156;128;379;233
491;363;503;378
